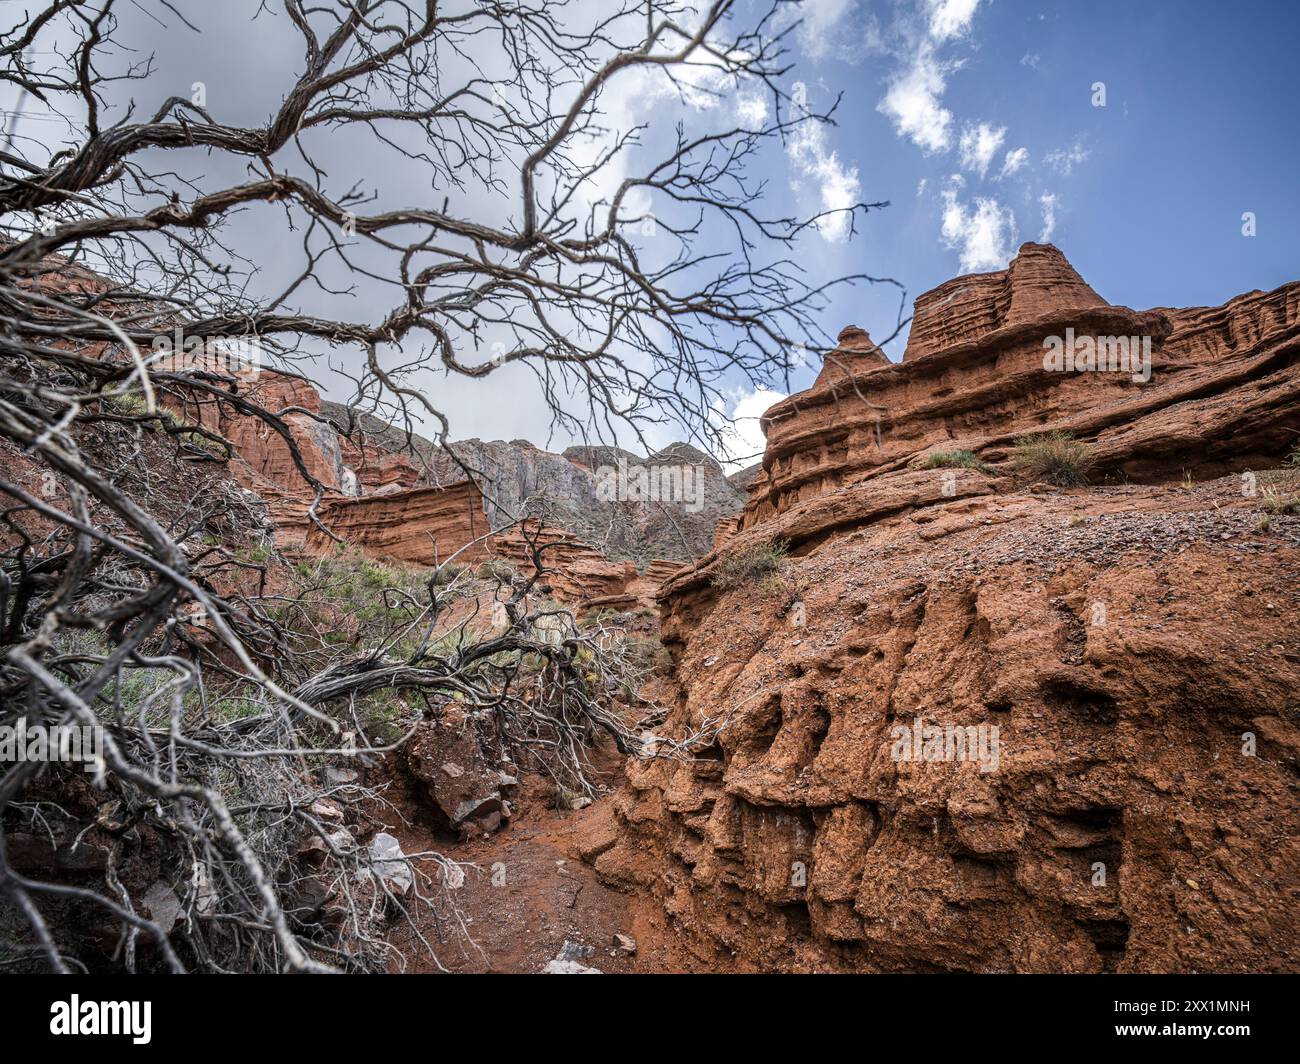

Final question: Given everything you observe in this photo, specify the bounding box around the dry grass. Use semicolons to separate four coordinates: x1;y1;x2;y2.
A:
1260;487;1300;515
911;449;994;474
711;538;789;590
1012;431;1096;487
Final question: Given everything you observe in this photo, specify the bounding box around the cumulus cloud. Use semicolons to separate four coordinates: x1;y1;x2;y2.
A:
998;146;1029;178
958;121;1006;177
714;387;787;471
796;0;857;60
1038;192;1059;242
1020;52;1040;69
940;184;1018;271
877;44;954;153
875;2;988;155
735;92;769;130
925;0;983;42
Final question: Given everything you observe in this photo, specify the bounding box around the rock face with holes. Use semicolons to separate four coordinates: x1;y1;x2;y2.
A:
592;245;1300;972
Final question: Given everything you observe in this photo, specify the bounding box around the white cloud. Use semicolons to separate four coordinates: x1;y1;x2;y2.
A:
736;92;769;129
797;0;857;60
714;387;787;471
877;44;954;153
926;0;983;42
1044;138;1090;175
1038;192;1058;242
787;115;862;243
940;185;1018;271
916;177;928;197
998;146;1029;178
1020;52;1040;69
958;121;1006;177
875;2;989;155
862;12;888;54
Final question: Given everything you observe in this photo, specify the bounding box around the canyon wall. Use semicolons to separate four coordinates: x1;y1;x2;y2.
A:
202;374;704;609
591;244;1300;972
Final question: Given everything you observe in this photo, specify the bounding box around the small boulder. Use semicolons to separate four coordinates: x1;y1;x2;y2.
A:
141;881;182;934
367;831;412;896
323;766;359;787
543;941;601;973
405;713;506;837
542;959;602;974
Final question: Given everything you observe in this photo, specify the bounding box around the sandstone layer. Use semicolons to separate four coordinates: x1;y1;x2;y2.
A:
727;243;1298;548
593;244;1300;973
184;373;710;609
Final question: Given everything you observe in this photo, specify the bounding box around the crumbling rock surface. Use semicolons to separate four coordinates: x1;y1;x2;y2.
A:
425;438;745;565
199;376;711;609
404;710;517;837
490;522;671;610
594;245;1300;973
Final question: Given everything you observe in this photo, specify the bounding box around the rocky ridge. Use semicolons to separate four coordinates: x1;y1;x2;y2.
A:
588;243;1300;973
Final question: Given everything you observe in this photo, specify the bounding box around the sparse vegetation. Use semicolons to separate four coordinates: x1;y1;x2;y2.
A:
711;538;789;590
1260;487;1300;515
475;559;517;583
911;449;994;474
1012;431;1096;487
431;560;468;586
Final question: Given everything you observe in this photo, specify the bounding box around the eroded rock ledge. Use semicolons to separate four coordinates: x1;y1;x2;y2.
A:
592;244;1300;973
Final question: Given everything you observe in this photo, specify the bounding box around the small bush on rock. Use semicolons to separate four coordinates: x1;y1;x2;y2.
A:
911;449;993;473
711;538;788;590
1012;431;1096;487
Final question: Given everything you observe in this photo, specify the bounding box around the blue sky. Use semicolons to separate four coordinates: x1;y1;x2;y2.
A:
774;0;1299;365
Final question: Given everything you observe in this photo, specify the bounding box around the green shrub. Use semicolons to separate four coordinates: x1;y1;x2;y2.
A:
911;449;993;473
711;538;788;590
1012;431;1095;487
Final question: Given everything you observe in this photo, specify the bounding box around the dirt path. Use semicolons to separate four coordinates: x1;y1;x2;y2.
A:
387;769;708;973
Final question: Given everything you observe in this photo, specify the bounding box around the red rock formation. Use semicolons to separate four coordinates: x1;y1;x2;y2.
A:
811;325;891;387
338;434;422;494
304;480;493;565
594;245;1300;973
188;370;347;494
693;243;1299;571
490;522;681;610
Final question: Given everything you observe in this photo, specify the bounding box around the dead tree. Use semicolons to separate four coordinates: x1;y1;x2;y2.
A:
0;0;893;972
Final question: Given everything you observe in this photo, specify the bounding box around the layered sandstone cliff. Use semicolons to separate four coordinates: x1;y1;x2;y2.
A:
591;244;1300;973
199;373;709;610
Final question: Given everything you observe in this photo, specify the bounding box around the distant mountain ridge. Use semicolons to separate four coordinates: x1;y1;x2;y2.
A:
319;402;746;565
